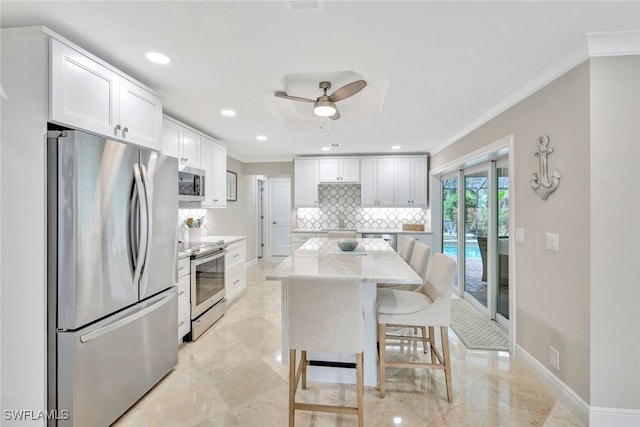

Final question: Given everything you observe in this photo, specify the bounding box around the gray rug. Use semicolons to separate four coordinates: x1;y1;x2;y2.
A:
450;298;509;351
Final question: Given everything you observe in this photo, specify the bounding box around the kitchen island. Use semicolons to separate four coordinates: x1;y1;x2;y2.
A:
267;238;422;386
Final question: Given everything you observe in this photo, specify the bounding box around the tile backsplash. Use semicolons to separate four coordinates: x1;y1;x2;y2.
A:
178;208;208;242
296;184;430;231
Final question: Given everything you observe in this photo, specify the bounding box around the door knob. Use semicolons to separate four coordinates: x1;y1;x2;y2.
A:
272;221;276;224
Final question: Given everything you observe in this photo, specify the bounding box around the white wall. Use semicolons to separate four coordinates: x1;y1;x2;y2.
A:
1;30;49;425
589;54;640;411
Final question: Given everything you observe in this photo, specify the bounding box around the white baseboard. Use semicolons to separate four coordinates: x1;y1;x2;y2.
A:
590;407;640;427
246;258;258;267
515;345;590;426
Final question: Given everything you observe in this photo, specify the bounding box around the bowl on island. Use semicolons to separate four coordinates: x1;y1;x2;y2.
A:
337;238;358;251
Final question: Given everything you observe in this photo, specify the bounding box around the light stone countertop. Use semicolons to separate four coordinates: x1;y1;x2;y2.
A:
291;228;432;234
267;238;422;285
178;235;246;259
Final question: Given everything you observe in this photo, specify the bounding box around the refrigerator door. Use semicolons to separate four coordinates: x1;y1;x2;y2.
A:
139;150;179;300
57;288;178;427
55;131;140;330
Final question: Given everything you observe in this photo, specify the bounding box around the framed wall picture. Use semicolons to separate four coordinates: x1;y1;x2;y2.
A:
226;170;237;201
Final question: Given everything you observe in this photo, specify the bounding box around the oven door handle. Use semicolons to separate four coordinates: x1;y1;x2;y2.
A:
193;250;227;265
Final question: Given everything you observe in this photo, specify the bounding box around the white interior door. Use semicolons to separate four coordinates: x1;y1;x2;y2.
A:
269;178;291;256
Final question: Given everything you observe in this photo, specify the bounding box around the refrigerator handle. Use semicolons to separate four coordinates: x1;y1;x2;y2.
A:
79;290;176;343
132;163;149;286
139;164;152;279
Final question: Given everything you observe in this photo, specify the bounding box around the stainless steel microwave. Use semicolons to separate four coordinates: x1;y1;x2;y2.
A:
178;166;205;202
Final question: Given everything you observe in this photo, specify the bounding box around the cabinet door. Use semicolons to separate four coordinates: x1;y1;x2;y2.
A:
360;158;377;206
211;142;227;207
411;157;428;206
118;79;163;150
294;159;319;207
319;158;340;183
162;118;182;159
394;157;412;206
376;158;395;206
181;128;200;168
340;158;360;183
200;137;214;207
50;40;120;138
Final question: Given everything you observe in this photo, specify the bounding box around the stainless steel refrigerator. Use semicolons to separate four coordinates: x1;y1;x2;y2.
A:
47;129;179;426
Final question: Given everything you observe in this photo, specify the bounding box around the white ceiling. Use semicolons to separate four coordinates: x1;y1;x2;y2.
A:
1;1;639;162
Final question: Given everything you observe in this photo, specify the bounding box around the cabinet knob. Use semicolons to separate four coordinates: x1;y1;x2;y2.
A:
122;126;129;138
114;124;121;136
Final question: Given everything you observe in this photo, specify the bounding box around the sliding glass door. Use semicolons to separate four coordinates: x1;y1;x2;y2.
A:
495;159;510;328
441;157;510;329
442;174;459;290
464;166;489;311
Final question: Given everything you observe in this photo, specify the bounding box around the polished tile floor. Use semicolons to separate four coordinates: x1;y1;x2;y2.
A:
114;258;583;426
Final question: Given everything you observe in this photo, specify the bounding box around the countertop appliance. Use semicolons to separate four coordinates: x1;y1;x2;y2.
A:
47;130;179;427
178;166;205;202
361;233;397;251
181;240;227;340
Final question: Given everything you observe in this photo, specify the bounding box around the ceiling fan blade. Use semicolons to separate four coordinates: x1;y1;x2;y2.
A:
274;92;315;103
329;108;341;120
328;80;367;102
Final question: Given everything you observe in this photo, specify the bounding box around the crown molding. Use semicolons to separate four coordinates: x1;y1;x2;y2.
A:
586;31;640;57
432;31;640;156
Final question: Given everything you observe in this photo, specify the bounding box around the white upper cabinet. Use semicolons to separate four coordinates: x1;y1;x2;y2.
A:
294;159;319;207
181;128;201;168
208;138;227;208
118;79;163;150
50;40;162;151
319;158;360;183
360;157;394;206
394;157;428;206
161;117;182;159
162;117;200;169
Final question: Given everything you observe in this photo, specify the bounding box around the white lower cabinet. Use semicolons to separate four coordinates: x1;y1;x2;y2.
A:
177;257;191;342
291;232;318;252
225;239;246;301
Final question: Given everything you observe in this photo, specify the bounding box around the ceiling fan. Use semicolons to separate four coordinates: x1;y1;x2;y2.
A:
274;80;367;120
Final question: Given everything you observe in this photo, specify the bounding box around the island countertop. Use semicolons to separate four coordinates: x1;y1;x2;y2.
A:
267;238;421;285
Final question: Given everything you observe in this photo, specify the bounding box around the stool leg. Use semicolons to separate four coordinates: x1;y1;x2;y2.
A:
357;352;364;427
378;322;386;398
301;350;307;389
429;326;437;362
289;349;296;427
421;326;428;353
441;327;453;402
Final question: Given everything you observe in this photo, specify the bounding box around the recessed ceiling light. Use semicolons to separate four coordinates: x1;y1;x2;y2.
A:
256;135;267;141
321;147;330;151
391;145;402;150
145;51;170;65
221;109;236;117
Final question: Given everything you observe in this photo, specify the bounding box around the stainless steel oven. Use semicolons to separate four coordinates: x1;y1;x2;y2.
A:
189;247;226;340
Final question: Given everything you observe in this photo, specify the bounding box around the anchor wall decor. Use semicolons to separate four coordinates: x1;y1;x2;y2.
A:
530;135;561;200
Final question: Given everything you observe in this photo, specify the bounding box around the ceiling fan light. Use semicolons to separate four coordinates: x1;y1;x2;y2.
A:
313;100;336;117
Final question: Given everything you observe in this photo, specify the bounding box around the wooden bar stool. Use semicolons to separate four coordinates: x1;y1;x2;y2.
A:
377;253;457;401
285;275;364;427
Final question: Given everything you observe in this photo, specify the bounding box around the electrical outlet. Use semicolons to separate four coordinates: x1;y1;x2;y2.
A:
515;228;525;243
549;346;560;370
545;233;559;252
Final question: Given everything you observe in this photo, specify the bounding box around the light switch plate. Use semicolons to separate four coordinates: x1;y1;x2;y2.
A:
515;228;525;243
545;233;559;252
